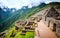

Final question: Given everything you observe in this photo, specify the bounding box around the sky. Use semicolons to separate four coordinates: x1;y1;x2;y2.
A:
0;0;60;9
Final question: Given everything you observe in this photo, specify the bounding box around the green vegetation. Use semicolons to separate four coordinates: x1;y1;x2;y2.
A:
14;31;34;38
5;27;15;38
5;27;34;38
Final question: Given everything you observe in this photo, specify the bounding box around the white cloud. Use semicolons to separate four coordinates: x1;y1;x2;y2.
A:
28;4;32;8
45;1;52;4
0;0;60;9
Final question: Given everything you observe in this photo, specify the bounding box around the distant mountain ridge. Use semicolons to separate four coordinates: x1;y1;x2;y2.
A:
0;5;16;22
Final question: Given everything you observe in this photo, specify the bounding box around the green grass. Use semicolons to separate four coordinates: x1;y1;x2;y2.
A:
14;32;21;38
25;31;34;38
14;31;34;38
5;27;15;38
5;27;34;38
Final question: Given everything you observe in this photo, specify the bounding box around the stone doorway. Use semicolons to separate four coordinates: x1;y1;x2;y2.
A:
48;20;50;27
53;23;56;32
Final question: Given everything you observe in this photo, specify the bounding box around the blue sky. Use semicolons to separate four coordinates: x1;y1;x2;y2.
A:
0;0;60;9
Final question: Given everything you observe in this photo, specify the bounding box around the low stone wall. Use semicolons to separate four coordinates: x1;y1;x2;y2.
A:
56;21;60;37
56;28;60;37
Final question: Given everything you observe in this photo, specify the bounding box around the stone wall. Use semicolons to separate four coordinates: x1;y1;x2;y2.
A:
56;21;60;37
56;28;60;37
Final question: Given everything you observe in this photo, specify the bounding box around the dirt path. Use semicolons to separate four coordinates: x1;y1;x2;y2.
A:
35;20;57;38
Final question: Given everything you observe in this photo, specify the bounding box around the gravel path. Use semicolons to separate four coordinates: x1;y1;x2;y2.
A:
35;20;57;38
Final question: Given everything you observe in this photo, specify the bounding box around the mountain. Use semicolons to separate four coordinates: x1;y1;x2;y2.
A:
3;7;16;13
48;2;60;5
0;7;16;23
38;2;46;7
21;6;28;9
0;6;16;32
47;2;60;8
0;8;5;22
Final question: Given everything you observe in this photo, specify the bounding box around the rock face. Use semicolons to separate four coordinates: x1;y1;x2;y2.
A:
43;7;60;37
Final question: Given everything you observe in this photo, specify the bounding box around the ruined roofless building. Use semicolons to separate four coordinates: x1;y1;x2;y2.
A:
43;7;60;37
15;20;27;30
15;19;36;35
44;7;60;30
44;7;59;21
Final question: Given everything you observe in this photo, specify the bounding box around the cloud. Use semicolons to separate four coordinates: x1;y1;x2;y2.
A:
0;0;60;9
45;1;52;4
